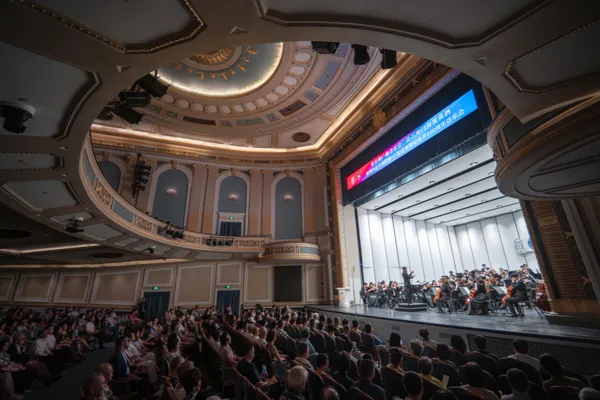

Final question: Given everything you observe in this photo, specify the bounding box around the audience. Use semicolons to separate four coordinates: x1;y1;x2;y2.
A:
0;303;596;400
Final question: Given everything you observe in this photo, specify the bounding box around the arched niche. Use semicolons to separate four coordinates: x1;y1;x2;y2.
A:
214;172;250;235
151;168;190;227
97;160;122;192
273;174;304;240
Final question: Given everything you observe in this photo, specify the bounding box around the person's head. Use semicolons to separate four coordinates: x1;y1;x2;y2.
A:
242;342;255;361
336;351;351;372
364;323;373;334
580;388;600;400
436;343;450;360
513;339;529;354
403;371;424;398
82;373;106;400
450;334;467;353
39;328;48;339
506;368;529;393
474;335;486;351
0;340;9;352
167;333;180;351
389;332;401;347
419;328;430;341
511;273;519;282
96;363;114;382
351;320;359;329
390;347;403;367
258;326;267;340
181;368;202;394
297;342;309;358
359;359;375;381
266;329;277;345
410;339;424;356
317;354;329;371
287;366;308;393
463;363;485;388
115;337;125;352
417;357;433;376
220;332;231;347
539;353;562;377
322;387;340;400
170;356;185;377
301;327;310;340
47;325;54;334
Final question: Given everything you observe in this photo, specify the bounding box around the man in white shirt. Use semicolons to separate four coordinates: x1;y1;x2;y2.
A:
508;340;540;371
45;325;57;350
34;328;61;374
124;338;158;383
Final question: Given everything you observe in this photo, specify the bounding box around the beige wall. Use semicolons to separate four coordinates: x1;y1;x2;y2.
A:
0;260;326;308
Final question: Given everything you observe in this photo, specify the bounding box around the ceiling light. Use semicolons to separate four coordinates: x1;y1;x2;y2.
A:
481;199;486;202
470;161;479;166
398;194;403;198
284;193;294;201
311;42;339;54
391;210;396;213
496;205;502;208
166;188;177;196
380;49;397;69
416;200;421;203
465;193;471;196
447;188;454;191
429;180;436;184
434;204;439;207
488;171;494;176
228;193;239;201
351;45;370;65
136;73;169;97
450;209;455;212
111;103;144;124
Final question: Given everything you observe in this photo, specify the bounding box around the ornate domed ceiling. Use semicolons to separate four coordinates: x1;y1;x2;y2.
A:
93;41;388;153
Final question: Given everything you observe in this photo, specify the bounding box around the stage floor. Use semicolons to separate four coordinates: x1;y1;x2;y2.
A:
309;304;600;344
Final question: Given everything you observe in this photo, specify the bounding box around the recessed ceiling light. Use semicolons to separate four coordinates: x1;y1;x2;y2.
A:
416;200;421;203
391;210;396;213
447;188;454;191
488;172;494;176
466;213;472;216
465;193;471;196
481;199;486;202
450;209;455;212
408;213;413;216
429;180;436;184
470;161;478;166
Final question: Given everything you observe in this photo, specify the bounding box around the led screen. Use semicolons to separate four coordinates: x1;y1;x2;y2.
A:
346;89;478;190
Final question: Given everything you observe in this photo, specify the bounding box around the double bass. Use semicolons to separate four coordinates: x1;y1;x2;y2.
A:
433;288;441;304
501;285;515;305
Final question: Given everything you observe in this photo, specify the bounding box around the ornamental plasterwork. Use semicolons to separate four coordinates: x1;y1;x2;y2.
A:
135;216;154;232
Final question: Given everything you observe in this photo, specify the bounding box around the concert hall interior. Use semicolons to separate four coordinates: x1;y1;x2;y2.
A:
2;1;600;399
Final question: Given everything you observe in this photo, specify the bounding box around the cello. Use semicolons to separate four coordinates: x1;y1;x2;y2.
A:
433;288;441;304
501;285;515;305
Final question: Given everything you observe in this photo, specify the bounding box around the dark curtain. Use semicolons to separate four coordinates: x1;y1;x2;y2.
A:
216;290;240;316
219;221;242;236
144;291;170;321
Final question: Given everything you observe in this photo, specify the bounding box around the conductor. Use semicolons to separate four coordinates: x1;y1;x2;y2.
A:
402;266;415;304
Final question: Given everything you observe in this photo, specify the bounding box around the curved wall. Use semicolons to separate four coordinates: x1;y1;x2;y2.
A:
152;168;189;227
274;177;303;240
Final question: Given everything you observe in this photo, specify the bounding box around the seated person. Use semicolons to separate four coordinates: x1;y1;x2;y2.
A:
332;352;355;390
363;324;383;346
387;347;404;373
111;337;142;383
410;339;424;358
314;354;330;377
352;359;385;400
237;344;277;389
218;333;239;367
299;328;317;355
403;371;425;400
292;342;314;371
461;363;499;400
508;340;539;371
281;366;308;400
539;353;585;391
33;328;62;375
82;373;107;400
435;343;457;369
500;368;531;400
473;336;498;361
180;368;202;400
418;357;444;389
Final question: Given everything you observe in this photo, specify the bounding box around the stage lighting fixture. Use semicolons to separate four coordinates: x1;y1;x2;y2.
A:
118;90;151;107
380;49;397;69
352;45;370;65
311;42;340;55
112;103;144;125
136;74;169;98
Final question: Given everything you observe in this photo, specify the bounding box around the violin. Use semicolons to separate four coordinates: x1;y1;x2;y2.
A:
433;289;441;304
501;285;515;305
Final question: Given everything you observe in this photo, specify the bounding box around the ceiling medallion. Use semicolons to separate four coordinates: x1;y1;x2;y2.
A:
292;132;311;143
189;48;235;65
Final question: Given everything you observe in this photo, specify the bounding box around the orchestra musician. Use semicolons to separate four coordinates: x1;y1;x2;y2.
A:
504;273;528;317
466;279;489;315
436;277;453;313
402;267;415;304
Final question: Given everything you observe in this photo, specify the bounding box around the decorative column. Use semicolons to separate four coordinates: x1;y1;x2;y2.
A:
201;165;219;234
261;170;274;238
303;168;316;236
186;163;208;232
134;158;158;212
521;199;600;325
248;170;263;236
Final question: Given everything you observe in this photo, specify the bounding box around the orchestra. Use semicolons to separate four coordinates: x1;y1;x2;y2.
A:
359;264;544;318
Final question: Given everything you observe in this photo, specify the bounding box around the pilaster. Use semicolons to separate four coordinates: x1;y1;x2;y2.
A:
186;163;208;232
201;165;220;234
248;169;263;236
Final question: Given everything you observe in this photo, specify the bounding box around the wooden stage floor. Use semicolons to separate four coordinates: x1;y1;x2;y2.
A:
309;304;600;345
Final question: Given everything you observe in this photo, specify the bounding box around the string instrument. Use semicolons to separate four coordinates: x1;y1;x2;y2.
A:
501;285;515;305
433;289;441;304
465;287;477;305
536;281;550;312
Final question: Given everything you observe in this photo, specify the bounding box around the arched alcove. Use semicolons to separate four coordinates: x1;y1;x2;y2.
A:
274;176;303;240
151;169;189;227
216;175;248;235
97;161;121;192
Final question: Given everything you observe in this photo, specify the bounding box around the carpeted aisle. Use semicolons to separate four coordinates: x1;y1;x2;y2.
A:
25;342;114;400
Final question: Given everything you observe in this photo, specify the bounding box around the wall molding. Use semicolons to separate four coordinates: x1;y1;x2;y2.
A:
89;269;141;306
13;273;58;303
53;272;93;304
174;264;215;306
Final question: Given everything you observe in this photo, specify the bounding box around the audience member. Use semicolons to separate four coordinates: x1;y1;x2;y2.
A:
418;357;444;389
353;359;386;400
501;368;532;400
403;371;424;400
281;366;308;400
462;362;500;400
539;353;585;391
509;340;540;371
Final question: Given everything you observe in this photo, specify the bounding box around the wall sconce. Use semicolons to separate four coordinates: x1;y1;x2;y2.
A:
228;193;239;201
166;188;177;196
283;193;294;201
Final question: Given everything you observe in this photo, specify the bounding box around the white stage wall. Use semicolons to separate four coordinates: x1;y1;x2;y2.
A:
356;208;539;285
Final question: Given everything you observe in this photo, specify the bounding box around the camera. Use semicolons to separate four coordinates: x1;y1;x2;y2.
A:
0;101;36;134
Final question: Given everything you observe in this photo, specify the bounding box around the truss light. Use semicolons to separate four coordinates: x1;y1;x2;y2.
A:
352;45;370;65
136;74;169;98
380;49;397;69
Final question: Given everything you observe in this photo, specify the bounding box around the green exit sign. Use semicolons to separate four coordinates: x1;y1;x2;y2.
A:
152;286;159;290
228;216;234;220
225;285;231;289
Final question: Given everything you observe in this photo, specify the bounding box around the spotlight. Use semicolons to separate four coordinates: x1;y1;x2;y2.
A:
351;45;370;65
135;74;169;98
65;216;84;234
311;42;339;55
118;91;151;107
0;101;36;134
147;246;155;254
380;49;397;70
111;103;144;125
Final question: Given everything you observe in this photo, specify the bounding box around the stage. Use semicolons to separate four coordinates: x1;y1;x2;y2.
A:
309;304;600;345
